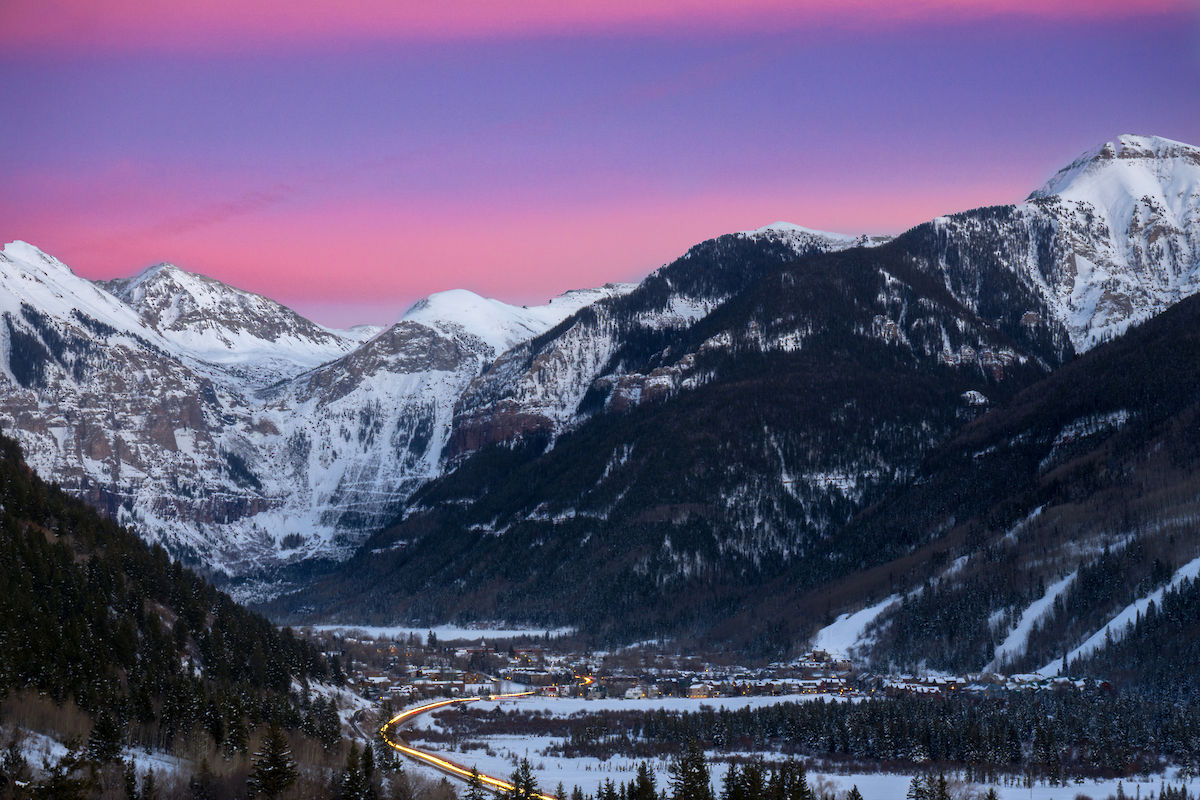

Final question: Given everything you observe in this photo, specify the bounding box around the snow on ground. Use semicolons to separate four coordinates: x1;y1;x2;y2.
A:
1038;553;1200;675
470;694;848;718
409;722;1198;800
811;595;899;658
9;729;71;768
401;284;635;358
395;691;1199;800
813;770;1200;800
121;747;188;779
308;624;576;642
3;726;185;779
987;571;1077;671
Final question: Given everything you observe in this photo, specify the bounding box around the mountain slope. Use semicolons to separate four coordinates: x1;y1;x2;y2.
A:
445;225;882;458
2;134;1199;601
282;135;1200;640
780;289;1200;679
284;232;1062;634
0;240;636;579
0;429;335;767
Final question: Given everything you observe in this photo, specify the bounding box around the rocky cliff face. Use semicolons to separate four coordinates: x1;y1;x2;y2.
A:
0;241;630;579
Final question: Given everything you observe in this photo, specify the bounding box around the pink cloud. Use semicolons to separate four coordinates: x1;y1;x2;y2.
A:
1;0;1189;53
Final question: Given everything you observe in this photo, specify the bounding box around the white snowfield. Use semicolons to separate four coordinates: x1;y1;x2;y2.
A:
811;595;899;659
1038;553;1200;676
309;623;576;642
987;571;1077;672
396;691;1199;800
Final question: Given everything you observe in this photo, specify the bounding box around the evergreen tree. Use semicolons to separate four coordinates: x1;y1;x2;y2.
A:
34;741;99;799
362;742;381;800
248;725;298;799
87;710;123;763
669;742;713;800
465;767;488;800
507;758;540;800
630;762;657;800
721;763;741;800
339;742;369;800
124;760;138;800
188;758;219;800
316;698;343;749
905;775;927;800
0;733;30;794
845;787;863;800
142;769;160;800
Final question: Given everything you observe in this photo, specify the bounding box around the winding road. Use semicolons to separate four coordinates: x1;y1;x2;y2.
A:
378;676;594;799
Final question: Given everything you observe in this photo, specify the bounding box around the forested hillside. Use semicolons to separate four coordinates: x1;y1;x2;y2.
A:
282;228;1062;642
0;430;367;796
793;291;1200;681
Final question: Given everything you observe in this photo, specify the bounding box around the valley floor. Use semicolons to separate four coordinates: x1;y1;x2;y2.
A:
395;691;1200;800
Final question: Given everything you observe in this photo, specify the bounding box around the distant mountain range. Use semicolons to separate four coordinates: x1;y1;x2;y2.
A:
4;135;1200;677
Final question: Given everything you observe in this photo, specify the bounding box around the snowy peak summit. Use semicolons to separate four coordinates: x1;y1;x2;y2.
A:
102;261;357;382
400;284;636;358
1028;134;1200;203
0;240;157;337
1008;134;1200;350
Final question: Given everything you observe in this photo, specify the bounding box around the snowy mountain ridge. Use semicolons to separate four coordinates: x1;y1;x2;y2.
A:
401;284;636;358
101;262;364;386
0;241;169;347
0;240;639;578
2;133;1200;590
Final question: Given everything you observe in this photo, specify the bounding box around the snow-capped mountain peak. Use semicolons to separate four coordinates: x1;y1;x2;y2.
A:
0;241;160;338
401;284;636;358
102;261;359;384
1029;134;1200;202
1016;134;1200;348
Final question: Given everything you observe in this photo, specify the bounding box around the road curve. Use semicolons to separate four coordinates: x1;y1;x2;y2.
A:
379;678;592;799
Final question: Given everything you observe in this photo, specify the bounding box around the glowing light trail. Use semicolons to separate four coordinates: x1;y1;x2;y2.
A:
379;682;593;799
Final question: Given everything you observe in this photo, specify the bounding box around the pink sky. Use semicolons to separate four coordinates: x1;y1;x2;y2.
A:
2;1;1197;325
3;1;1189;51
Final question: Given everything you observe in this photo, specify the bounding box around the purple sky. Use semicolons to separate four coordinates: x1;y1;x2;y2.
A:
2;3;1197;326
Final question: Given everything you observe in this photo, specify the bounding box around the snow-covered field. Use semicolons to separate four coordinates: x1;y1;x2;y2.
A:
410;726;1198;800
815;771;1200;800
395;692;1200;800
470;693;850;717
309;624;577;642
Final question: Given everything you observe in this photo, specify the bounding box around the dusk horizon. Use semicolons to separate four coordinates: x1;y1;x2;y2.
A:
4;0;1198;327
